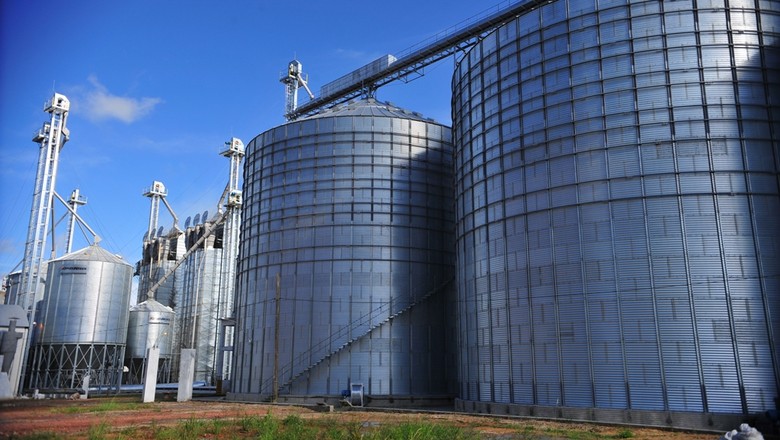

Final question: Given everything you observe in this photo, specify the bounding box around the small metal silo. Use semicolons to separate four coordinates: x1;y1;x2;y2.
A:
3;269;47;312
2;271;21;305
124;299;175;384
28;244;133;392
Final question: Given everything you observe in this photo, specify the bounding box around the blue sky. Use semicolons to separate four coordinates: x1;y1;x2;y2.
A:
0;0;499;281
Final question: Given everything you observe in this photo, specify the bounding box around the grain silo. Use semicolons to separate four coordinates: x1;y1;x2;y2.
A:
230;98;457;402
28;244;133;392
124;299;175;384
170;214;228;385
451;0;780;430
2;271;21;306
3;269;48;312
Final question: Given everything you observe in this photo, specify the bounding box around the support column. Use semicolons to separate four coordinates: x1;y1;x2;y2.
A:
142;347;160;403
177;348;196;402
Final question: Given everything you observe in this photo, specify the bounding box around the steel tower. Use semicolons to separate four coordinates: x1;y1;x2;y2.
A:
16;93;70;315
64;189;87;254
143;181;180;242
280;60;314;117
215;137;244;390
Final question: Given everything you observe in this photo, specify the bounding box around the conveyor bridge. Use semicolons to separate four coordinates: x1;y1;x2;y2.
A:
286;0;551;120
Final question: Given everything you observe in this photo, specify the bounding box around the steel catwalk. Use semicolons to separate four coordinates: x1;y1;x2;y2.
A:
231;99;457;398
452;0;780;420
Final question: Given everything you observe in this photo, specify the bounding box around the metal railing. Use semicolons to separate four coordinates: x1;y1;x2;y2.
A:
260;277;454;398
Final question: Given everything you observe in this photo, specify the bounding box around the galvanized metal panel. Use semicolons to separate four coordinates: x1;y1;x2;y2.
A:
452;0;779;417
126;300;175;359
232;99;456;398
41;247;133;345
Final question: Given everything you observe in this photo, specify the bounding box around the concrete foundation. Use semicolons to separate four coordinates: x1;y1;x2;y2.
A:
454;399;775;433
227;392;454;409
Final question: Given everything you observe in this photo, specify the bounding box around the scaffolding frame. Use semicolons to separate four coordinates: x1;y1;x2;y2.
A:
28;342;124;393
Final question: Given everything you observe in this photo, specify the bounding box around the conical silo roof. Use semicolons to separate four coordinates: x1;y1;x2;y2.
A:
130;298;174;313
304;97;439;122
50;243;131;267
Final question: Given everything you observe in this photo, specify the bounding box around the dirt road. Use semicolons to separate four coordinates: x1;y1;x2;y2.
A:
0;396;733;439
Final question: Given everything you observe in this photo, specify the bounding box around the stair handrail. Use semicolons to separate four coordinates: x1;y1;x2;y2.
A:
260;276;454;396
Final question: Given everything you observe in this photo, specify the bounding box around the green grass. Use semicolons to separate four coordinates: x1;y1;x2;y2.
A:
539;426;636;440
238;412;278;436
131;413;478;440
53;400;143;414
366;421;479;440
86;421;109;440
19;407;638;440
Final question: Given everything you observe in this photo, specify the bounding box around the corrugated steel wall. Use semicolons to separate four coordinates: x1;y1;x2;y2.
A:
30;245;133;390
39;250;132;346
232;100;457;397
453;0;780;414
176;243;223;384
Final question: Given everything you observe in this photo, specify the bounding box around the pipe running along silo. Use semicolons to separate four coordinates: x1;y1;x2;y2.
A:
28;244;133;392
230;98;457;401
125;299;175;384
451;0;780;430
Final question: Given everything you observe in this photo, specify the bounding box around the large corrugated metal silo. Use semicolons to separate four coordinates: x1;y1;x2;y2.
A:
124;299;175;384
172;217;226;385
230;98;457;400
451;0;780;429
29;244;133;391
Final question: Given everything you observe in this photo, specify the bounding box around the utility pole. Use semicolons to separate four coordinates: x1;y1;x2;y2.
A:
273;272;281;402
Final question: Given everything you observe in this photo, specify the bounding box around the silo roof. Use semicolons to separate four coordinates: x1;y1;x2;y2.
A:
130;298;174;313
50;244;132;267
304;98;439;123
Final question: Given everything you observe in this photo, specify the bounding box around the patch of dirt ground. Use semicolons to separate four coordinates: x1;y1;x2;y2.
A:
0;395;744;439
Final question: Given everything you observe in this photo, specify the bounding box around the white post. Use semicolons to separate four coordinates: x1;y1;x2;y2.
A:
142;347;160;403
81;374;90;400
177;348;196;402
0;355;10;399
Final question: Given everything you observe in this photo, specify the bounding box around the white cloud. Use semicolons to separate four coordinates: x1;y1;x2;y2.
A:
0;238;17;254
83;75;162;123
